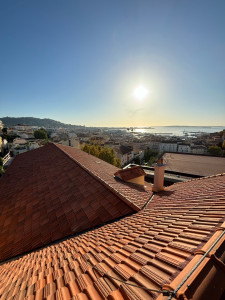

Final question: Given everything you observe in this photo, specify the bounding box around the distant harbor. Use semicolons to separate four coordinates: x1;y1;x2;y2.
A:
132;126;225;137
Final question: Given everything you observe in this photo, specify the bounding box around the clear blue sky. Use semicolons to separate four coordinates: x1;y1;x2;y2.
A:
0;0;224;126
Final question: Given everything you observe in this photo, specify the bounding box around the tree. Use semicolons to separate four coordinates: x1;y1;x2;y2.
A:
144;148;160;166
219;129;225;137
133;156;141;165
82;144;121;168
2;128;7;134
34;128;48;139
208;145;222;156
0;133;18;143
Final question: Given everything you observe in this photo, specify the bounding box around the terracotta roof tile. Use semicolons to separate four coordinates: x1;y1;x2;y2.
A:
0;174;225;299
55;143;152;209
0;143;138;262
114;166;146;181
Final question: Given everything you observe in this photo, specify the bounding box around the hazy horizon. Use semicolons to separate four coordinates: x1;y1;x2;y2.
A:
1;116;225;128
1;0;225;126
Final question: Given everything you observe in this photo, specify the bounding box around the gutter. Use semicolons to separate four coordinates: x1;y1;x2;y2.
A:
157;221;225;300
142;192;155;210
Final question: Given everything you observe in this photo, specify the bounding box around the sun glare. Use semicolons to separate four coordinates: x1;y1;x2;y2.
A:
133;85;148;100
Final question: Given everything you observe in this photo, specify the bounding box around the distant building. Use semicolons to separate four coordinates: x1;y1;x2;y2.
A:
0;120;3;134
89;135;105;146
159;141;178;153
149;141;160;151
177;143;191;153
191;145;208;154
59;137;80;149
13;124;31;131
162;152;225;176
114;145;134;166
10;138;40;156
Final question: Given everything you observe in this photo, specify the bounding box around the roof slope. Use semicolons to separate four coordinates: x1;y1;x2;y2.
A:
0;143;142;262
163;152;225;176
56;143;152;208
0;174;224;299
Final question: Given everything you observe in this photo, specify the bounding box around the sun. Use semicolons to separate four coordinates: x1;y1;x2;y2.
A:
133;85;148;100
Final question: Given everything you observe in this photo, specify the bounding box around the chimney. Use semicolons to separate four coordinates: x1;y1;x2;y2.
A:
152;158;165;192
114;166;146;187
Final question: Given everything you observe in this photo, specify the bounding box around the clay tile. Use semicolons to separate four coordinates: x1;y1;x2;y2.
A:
114;166;146;181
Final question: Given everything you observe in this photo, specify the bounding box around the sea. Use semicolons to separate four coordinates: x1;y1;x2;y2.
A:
132;126;225;137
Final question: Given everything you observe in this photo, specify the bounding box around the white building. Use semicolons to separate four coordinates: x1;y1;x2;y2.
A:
14;124;31;131
10;138;40;156
59;137;80;149
114;145;134;166
178;144;191;153
149;141;160;151
159;142;178;153
0;120;3;133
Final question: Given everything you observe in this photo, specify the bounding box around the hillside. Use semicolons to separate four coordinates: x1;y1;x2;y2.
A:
0;117;84;129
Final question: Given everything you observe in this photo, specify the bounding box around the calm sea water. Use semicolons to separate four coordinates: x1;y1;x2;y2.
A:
133;126;225;136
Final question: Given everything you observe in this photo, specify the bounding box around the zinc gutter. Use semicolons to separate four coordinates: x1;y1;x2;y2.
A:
157;221;225;300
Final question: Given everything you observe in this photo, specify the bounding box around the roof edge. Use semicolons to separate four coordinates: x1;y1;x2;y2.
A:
166;172;225;189
51;143;140;212
157;221;225;300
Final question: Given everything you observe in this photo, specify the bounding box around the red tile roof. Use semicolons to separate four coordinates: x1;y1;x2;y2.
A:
56;143;152;209
114;166;146;181
0;173;224;299
0;143;151;262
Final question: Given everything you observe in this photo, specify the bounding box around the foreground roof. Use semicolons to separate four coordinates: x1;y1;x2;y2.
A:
0;143;152;262
163;152;225;177
0;174;224;299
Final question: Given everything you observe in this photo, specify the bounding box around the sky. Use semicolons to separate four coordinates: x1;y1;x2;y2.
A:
0;0;225;127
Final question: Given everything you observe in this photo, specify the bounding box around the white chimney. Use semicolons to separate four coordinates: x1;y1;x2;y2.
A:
152;158;165;192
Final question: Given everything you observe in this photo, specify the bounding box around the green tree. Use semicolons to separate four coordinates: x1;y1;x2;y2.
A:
34;128;48;139
82;144;121;168
2;128;7;134
89;145;100;157
133;156;141;165
114;158;122;168
1;133;18;143
144;148;160;166
208;145;222;156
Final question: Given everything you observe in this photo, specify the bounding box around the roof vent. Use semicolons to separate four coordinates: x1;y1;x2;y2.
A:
114;166;146;187
152;158;165;192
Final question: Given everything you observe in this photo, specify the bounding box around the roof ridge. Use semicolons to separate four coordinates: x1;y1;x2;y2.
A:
51;143;140;212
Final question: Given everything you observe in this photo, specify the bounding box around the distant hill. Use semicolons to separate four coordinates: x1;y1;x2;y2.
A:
0;117;84;129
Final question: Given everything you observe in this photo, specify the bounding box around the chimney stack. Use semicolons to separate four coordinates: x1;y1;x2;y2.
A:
152;158;165;192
